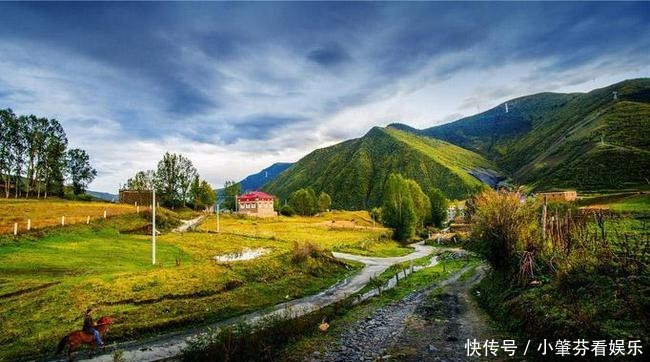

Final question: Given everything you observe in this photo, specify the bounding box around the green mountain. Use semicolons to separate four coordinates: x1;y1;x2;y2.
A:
407;78;650;191
263;127;498;209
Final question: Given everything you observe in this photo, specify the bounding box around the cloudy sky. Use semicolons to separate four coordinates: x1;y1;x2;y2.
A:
1;2;648;192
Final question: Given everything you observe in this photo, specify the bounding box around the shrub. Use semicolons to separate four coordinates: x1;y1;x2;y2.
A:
469;190;540;270
291;241;322;263
279;205;295;216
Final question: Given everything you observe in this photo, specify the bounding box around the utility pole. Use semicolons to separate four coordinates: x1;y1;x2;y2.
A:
152;188;156;265
216;202;220;233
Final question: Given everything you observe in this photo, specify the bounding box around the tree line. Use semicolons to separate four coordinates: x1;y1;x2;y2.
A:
378;173;448;242
0;108;97;198
124;152;216;210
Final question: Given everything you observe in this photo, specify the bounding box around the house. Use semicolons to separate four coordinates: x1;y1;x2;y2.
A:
537;190;578;203
237;191;277;217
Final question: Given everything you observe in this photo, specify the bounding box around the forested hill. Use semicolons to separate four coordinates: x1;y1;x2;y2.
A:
396;78;650;191
263;127;497;209
239;162;293;192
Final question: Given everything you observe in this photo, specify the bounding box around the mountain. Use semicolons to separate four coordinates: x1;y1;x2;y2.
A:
86;190;118;202
239;162;293;192
404;78;650;191
263;127;498;209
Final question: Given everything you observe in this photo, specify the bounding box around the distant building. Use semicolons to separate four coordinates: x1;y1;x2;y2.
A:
537;190;578;202
237;191;277;217
119;189;158;206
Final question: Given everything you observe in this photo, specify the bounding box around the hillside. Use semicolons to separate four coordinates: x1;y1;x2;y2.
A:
408;78;650;190
239;162;293;192
264;127;497;209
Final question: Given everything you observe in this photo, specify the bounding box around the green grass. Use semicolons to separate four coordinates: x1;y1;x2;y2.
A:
0;211;378;361
198;211;412;257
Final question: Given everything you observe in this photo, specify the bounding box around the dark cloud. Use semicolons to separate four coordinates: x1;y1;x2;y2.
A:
307;42;351;67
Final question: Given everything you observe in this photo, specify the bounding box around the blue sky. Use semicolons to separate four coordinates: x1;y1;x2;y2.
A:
0;2;648;192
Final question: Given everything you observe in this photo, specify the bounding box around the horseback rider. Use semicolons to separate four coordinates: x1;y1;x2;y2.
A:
82;308;104;348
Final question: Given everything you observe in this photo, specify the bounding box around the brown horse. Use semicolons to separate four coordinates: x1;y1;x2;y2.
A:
56;316;114;361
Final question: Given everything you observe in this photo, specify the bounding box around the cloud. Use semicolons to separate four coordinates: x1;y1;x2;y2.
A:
0;1;648;192
307;42;351;67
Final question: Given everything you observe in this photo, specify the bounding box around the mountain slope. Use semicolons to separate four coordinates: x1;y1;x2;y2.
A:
239;162;293;192
263;127;498;209
411;78;650;190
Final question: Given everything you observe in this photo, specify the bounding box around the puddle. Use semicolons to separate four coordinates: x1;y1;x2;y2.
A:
214;248;271;262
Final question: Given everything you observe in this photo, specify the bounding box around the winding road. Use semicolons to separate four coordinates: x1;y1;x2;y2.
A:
73;242;437;362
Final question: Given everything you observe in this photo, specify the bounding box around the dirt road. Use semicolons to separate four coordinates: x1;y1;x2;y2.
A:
314;264;497;362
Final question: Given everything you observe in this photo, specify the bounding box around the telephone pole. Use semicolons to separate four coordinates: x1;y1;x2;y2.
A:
152;188;156;265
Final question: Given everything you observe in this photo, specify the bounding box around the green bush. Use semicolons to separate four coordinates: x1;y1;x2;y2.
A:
279;205;295;216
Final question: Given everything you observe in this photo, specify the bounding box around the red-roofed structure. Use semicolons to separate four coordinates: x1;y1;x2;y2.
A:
237;191;277;217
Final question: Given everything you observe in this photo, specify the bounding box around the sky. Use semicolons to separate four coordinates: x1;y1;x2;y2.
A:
0;2;648;193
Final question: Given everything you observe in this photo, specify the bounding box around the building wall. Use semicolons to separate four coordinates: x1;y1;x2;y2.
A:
238;200;277;217
538;191;578;202
119;190;157;206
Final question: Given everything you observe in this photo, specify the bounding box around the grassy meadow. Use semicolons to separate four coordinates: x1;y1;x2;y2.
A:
198;211;411;257
0;198;139;234
0;206;407;361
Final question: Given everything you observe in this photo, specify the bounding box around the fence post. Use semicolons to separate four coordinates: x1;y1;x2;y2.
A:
27;219;31;231
14;223;18;236
61;216;65;226
103;210;107;219
87;216;90;224
137;206;140;213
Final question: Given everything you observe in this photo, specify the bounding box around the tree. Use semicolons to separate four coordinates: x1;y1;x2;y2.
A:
429;188;448;228
190;178;216;210
382;173;418;243
154;152;198;207
317;192;332;212
65;148;97;195
406;179;430;228
125;170;156;190
42;119;68;197
222;181;240;211
290;188;317;216
0;109;15;198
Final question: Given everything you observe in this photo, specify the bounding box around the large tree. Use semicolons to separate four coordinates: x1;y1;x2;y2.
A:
317;192;332;212
66;148;97;195
382;173;418;243
406;179;431;228
429;188;448;228
290;187;317;216
154;152;198;207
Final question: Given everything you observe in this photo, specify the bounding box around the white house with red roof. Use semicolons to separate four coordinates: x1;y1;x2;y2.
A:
236;191;277;217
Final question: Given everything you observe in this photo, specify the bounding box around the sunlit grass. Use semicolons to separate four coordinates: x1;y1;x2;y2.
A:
0;197;138;234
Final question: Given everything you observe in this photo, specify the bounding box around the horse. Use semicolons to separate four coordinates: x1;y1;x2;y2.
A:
56;316;114;361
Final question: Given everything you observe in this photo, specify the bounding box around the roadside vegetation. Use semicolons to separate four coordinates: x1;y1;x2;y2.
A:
466;189;649;347
182;251;480;362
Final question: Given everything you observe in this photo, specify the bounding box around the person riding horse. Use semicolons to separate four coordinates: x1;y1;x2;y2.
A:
82;308;104;348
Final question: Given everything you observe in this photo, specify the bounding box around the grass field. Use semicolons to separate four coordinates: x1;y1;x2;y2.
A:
0;209;406;361
0;198;140;234
198;211;412;257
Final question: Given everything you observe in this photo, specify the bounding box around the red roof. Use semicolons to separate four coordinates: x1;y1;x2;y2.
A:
237;191;275;202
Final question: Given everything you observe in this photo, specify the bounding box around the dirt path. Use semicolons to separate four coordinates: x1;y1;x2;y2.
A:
66;243;437;362
171;215;206;233
314;264;496;362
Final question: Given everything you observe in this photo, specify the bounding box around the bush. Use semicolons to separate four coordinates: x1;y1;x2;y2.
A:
469;190;540;270
291;241;322;264
279;205;295;216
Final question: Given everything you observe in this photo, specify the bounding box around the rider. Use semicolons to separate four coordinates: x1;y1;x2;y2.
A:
83;308;104;348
